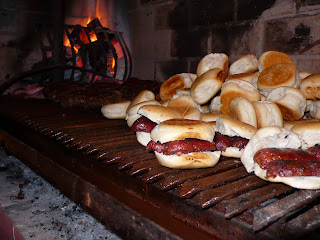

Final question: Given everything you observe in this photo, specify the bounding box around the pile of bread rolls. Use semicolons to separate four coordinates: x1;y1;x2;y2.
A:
101;50;320;189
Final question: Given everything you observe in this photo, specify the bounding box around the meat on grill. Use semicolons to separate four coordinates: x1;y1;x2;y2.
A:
146;139;216;156
131;116;157;133
214;132;249;152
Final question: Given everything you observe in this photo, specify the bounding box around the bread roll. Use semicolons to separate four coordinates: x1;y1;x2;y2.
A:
126;114;142;127
266;86;306;121
299;71;311;80
257;63;300;97
174;88;191;97
101;101;131;119
200;104;210;113
220;79;260;115
138;105;183;124
128;90;155;110
181;107;202;120
160;73;194;100
229;54;258;75
252;101;283;128
196;53;229;77
291;121;320;149
126;100;160;117
299;73;320;100
229;97;257;127
215;117;257;158
283;118;320;130
226;71;259;83
310;101;320;119
167;95;199;108
258;51;293;72
191;68;226;105
209;96;222;112
201;112;226;122
136;131;151;146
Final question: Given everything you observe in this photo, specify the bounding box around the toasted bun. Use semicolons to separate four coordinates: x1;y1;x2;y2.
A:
299;71;311;80
160;74;186;100
182;107;202;120
240;126;320;190
252;101;283;128
200;104;210;113
155;151;221;169
266;87;306;121
126;100;161;116
226;72;259;83
221;147;243;158
283;118;320;130
201;112;226;122
126;113;141;127
258;51;293;72
291;122;320;149
257;63;299;96
167;95;199;108
190;68;226;104
229;54;258;75
175;88;191;97
136;131;151;146
299;74;320;100
209;96;222;112
220;79;260;115
310;101;320;119
229;97;257;127
241;126;301;173
215;116;257;139
196;53;229;77
128;90;155;110
138;105;183;124
101;100;131;119
151;119;215;144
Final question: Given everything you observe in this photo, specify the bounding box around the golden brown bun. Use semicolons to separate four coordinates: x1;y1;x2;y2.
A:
252;101;283;128
257;63;299;97
191;68;226;105
299;71;311;80
155;151;221;169
215;116;257;158
229;97;257;127
220;79;260;115
299;74;320;100
138;105;183;124
209;96;222;112
167;95;199;108
215;116;257;140
136;131;151;146
126;113;141;127
182;107;202;120
128;90;155;110
258;51;293;72
126;100;160;116
175;88;191;97
229;54;258;75
310;101;320;119
266;87;306;121
283;118;320;130
201;112;226;122
291;121;320;149
240;126;320;190
101;100;131;119
196;53;229;77
151;119;215;144
200;104;210;113
226;71;259;83
160;74;191;100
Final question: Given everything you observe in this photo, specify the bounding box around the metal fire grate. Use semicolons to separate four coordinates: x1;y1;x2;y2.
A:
38;18;132;82
0;97;320;239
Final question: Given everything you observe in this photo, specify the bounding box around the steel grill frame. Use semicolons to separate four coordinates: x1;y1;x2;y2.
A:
0;97;320;239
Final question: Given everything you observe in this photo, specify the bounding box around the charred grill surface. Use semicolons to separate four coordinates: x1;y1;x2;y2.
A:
0;97;320;239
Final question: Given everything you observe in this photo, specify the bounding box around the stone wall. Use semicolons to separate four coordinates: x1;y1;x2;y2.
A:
128;0;320;82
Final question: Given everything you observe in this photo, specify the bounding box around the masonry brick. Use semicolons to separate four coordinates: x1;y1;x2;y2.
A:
237;0;276;20
171;30;208;57
264;15;320;54
154;2;177;30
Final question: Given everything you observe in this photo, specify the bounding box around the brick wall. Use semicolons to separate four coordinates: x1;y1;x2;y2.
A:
128;0;320;82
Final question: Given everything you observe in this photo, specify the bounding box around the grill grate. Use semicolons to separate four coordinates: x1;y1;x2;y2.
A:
1;97;320;239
